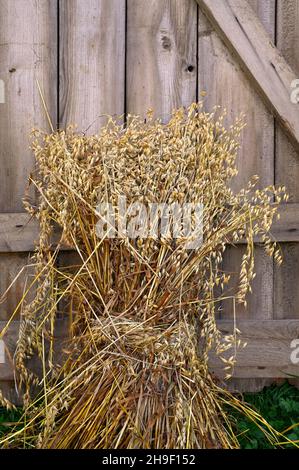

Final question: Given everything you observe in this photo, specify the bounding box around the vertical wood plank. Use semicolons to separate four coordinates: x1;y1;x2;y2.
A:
198;1;275;323
0;1;57;395
198;0;275;391
0;0;57;212
275;0;299;386
59;0;126;132
198;0;275;193
58;0;126;269
0;253;34;321
126;0;197;121
274;0;299;321
221;245;274;321
246;0;276;36
58;0;126;333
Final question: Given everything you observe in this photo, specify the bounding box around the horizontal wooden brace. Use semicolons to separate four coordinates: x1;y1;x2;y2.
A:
209;319;299;379
0;213;62;253
0;204;298;253
1;319;299;381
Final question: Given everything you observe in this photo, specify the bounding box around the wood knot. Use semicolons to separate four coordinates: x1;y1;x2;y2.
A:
186;65;194;73
161;36;171;51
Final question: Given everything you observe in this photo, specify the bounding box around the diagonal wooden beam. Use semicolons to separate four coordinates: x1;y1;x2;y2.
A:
196;0;299;152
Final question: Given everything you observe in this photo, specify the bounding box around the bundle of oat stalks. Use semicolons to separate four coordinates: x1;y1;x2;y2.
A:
0;104;291;448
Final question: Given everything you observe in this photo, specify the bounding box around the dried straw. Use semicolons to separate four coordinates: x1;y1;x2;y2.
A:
0;103;293;448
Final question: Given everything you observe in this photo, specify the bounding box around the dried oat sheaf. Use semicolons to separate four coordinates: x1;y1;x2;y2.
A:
0;104;289;448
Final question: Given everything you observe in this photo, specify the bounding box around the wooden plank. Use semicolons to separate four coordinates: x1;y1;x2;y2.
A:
246;0;276;35
0;253;34;321
274;1;299;331
0;0;57;395
0;381;23;406
0;321;19;381
271;203;299;242
1;203;299;252
126;0;197;121
225;378;276;393
221;245;274;322
275;0;299;203
274;243;299;321
217;319;299;340
210;319;299;379
198;1;275;327
55;1;127;380
216;366;297;379
196;0;299;152
0;213;65;252
0;0;57;212
0;213;39;252
2;318;298;381
0;319;69;381
59;0;126;132
198;0;275;193
198;1;276;391
236;202;299;242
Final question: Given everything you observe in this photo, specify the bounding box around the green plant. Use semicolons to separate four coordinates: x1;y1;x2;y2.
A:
229;382;299;448
0;408;23;440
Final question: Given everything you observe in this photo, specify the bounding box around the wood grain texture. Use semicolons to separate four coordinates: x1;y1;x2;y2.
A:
275;244;299;320
198;0;275;192
275;0;299;203
0;319;69;382
0;0;57;212
0;253;34;320
197;1;276;391
0;213;39;252
0;321;19;380
1;203;299;252
126;0;197;121
198;1;275;326
272;203;299;242
0;213;68;252
224;378;276;393
209;319;299;379
0;0;57;396
2;319;298;382
0;381;22;405
274;1;299;326
59;0;126;132
196;0;299;151
221;245;274;321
